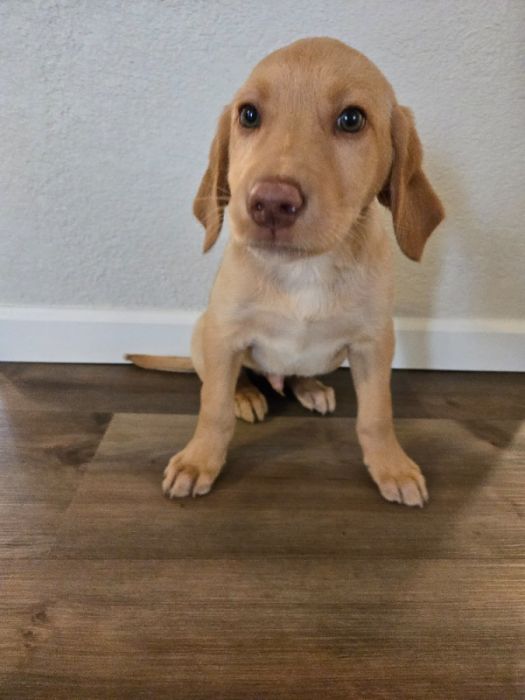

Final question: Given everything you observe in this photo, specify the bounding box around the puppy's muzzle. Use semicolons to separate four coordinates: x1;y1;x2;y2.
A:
248;179;305;235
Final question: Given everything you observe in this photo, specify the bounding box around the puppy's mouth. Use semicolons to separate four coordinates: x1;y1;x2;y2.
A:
245;229;330;259
250;239;311;257
242;223;308;254
247;224;292;245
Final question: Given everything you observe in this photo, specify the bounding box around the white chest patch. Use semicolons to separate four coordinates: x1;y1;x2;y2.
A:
248;318;348;377
243;253;360;377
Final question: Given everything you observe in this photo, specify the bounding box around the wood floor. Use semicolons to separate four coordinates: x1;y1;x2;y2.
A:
1;363;524;699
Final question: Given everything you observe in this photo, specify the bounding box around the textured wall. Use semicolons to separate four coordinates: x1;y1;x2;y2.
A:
1;0;524;319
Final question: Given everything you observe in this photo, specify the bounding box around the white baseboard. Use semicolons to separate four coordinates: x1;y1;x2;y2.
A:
0;306;523;371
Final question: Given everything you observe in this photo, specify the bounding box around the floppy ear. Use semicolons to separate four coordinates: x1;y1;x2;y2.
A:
378;106;445;261
193;107;231;253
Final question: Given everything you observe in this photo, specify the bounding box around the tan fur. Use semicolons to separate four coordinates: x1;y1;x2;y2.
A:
132;38;444;505
125;354;194;372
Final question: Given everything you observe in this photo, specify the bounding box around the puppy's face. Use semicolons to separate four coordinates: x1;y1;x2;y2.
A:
195;38;444;261
227;40;394;256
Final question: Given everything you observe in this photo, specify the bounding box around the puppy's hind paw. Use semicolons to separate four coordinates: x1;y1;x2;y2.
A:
288;377;336;415
234;385;268;423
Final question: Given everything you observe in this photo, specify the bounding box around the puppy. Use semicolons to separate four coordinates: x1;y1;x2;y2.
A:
128;37;444;506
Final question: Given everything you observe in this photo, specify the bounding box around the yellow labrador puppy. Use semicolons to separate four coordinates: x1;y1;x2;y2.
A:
128;37;444;506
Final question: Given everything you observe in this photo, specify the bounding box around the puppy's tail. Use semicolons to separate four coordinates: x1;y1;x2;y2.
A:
124;354;194;373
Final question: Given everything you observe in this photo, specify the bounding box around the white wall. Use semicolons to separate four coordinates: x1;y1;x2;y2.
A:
1;1;524;366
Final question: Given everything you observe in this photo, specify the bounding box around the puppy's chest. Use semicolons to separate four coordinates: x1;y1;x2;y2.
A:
246;288;357;377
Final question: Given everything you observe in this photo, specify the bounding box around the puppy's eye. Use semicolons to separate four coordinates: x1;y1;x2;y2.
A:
239;104;261;129
337;107;366;133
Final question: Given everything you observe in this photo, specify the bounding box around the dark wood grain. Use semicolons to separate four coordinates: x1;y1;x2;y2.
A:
0;410;110;558
3;362;525;418
1;559;522;699
0;362;202;415
0;362;524;699
50;414;524;561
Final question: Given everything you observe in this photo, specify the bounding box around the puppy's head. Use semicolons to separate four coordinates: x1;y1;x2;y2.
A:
194;38;444;261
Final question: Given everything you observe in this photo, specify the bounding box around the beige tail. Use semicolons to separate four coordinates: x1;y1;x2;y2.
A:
125;354;194;373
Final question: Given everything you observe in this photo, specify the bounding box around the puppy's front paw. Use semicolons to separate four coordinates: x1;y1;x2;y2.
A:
367;449;428;507
162;450;220;499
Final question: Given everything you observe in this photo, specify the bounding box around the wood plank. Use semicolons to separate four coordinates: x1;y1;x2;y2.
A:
51;414;525;560
1;559;523;699
0;409;111;490
0;409;110;557
3;363;524;418
1;364;523;698
398;369;525;420
0;362;202;414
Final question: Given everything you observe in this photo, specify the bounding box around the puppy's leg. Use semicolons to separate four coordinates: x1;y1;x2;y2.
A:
194;317;267;424
349;322;428;507
163;320;242;498
288;376;336;415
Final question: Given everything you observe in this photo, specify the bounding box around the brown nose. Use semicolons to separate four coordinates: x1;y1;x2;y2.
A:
248;179;305;230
